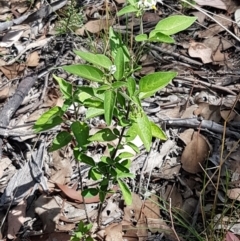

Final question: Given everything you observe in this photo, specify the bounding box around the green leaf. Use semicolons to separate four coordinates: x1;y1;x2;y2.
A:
88;128;117;142
135;34;148;42
115;162;130;173
53;75;72;99
76;86;105;101
112;81;127;89
79;154;96;166
150;121;168;140
126;125;138;142
109;27;130;63
149;31;175;43
139;72;177;99
126;142;140;153
155;15;197;35
118;152;134;159
128;0;137;6
49;131;72;151
114;48;125;81
63;64;104;83
89;167;102;180
34;107;64;132
117;5;138;16
82;188;99;198
71;121;89;148
127;77;136;97
117;172;135;179
116;92;126;108
133;112;152;151
104;90;116;126
117;179;132;205
74;50;112;69
86;108;104;119
83;99;103;108
99;190;107;203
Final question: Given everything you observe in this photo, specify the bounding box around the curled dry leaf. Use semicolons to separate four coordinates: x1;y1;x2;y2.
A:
194;103;222;122
181;131;211;173
0;63;25;79
188;41;212;64
26;51;40;67
220;109;236;122
75;19;115;36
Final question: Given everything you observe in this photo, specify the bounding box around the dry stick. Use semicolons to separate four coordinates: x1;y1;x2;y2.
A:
180;0;240;43
147;44;203;66
212;93;240;222
169;198;181;241
175;77;237;96
0;73;37;159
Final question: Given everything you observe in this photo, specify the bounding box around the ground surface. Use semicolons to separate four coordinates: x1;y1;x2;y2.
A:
0;0;240;240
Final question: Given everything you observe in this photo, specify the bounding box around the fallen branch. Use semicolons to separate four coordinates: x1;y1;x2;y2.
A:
0;73;37;159
164;117;240;139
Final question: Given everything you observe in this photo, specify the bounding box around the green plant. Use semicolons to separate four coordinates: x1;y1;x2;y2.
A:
71;221;94;241
34;1;196;236
56;0;83;35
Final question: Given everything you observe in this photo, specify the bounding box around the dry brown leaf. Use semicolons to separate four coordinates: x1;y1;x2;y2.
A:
181;132;211;173
188;41;212;64
75;19;114;35
179;128;194;145
198;14;232;38
194;103;222;122
227;188;240;201
143;195;160;219
195;0;227;10
0;84;10;101
35;195;62;232
204;36;233;52
136;214;148;241
0;63;25;79
26;51;40;67
147;218;178;240
123;193;142;222
105;223;123;241
7;200;27;239
220;109;236;122
142;12;160;22
122;220;138;241
181;105;198;118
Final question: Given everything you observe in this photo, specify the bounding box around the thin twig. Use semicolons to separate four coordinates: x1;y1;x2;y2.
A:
169;198;181;241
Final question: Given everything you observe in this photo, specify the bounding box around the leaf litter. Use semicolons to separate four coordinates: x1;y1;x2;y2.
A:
0;0;240;240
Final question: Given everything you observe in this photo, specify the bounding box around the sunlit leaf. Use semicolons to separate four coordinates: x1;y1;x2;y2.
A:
104;90;116;126
63;65;104;83
155;15;197;35
74;50;112;69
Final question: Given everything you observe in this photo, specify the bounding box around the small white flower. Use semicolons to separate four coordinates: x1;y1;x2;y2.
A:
137;0;162;11
109;65;117;74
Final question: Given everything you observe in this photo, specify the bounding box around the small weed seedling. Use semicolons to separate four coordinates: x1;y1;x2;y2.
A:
34;0;196;238
71;221;94;241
